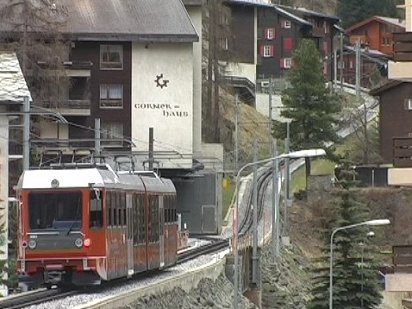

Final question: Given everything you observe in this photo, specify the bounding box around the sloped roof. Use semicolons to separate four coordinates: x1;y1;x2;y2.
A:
291;7;340;22
0;52;31;104
345;16;405;34
0;0;198;42
225;1;312;26
369;79;404;96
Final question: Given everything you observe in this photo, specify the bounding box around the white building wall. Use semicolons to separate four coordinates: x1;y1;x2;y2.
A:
255;93;283;121
132;43;194;169
186;6;202;157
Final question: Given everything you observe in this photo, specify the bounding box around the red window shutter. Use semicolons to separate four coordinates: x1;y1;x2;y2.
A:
263;29;267;39
280;58;284;68
283;38;293;50
259;45;265;57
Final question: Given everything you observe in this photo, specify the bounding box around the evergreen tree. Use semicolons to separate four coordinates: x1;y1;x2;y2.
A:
308;161;383;309
337;0;398;29
273;39;341;178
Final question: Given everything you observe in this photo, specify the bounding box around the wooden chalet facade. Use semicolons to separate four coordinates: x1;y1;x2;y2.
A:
341;16;405;88
224;1;340;91
369;80;412;164
345;16;405;56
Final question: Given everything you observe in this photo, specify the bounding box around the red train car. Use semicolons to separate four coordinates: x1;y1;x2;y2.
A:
16;163;178;288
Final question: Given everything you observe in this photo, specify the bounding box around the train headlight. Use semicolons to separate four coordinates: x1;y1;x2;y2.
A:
83;238;91;248
28;240;37;249
74;238;83;248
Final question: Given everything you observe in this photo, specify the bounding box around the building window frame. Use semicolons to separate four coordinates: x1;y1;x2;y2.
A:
100;84;123;109
100;45;123;70
281;20;291;29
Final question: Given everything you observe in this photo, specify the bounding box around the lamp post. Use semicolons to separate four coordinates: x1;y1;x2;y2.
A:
233;148;326;309
329;219;390;309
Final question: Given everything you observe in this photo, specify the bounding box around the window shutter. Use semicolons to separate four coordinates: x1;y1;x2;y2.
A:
259;45;265;57
283;38;293;50
263;29;267;39
270;45;274;57
280;58;284;68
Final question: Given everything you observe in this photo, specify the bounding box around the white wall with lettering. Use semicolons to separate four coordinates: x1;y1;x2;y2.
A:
132;43;194;169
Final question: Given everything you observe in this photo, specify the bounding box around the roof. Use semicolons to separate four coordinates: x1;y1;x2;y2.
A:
225;1;312;26
0;52;31;104
181;0;203;5
369;79;405;96
345;16;405;34
17;165;175;193
0;0;198;43
291;7;340;22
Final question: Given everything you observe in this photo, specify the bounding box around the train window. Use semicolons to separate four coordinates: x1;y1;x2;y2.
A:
89;190;103;228
138;195;145;243
149;195;159;242
28;192;82;231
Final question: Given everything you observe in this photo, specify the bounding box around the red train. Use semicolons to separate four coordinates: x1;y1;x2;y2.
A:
16;163;178;288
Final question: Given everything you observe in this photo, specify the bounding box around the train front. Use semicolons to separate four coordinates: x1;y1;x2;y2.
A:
16;168;105;289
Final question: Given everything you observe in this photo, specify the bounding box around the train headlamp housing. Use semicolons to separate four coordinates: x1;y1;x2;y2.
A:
28;240;37;249
74;238;83;248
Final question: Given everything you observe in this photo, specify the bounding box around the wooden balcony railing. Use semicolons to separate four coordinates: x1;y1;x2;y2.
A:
40;99;91;110
393;32;412;61
393;137;412;167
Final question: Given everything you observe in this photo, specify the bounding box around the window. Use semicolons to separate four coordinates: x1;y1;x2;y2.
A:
283;38;293;50
219;37;229;50
280;58;292;69
405;99;412;110
281;20;291;29
264;28;275;40
260;45;274;58
100;84;123;108
100;45;123;70
28;192;82;231
89;190;103;228
101;121;123;147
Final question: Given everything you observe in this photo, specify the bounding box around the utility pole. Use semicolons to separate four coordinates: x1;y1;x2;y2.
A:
273;139;280;257
23;96;30;171
252;139;259;287
94;118;101;162
283;122;290;241
355;40;361;98
235;93;239;175
339;31;344;92
148;127;154;171
268;79;280;258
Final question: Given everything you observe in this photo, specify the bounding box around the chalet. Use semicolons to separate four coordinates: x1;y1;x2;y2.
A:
222;0;340;95
369;80;412;164
345;16;405;56
342;16;404;88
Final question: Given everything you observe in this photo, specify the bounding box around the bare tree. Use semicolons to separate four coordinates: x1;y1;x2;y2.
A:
342;96;382;164
0;0;70;107
202;0;235;143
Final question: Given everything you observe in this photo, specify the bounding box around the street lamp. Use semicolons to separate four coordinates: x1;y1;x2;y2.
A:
329;219;390;309
233;148;326;309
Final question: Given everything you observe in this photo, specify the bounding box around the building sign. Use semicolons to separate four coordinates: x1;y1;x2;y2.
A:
134;103;189;117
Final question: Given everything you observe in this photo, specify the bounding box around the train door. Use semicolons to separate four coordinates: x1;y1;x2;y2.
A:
159;196;165;268
126;194;134;277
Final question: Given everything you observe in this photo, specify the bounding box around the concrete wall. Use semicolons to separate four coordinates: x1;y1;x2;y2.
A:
131;42;194;169
0;114;8;296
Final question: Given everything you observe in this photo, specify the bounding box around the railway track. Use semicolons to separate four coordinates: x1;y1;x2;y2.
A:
0;288;77;309
0;238;229;309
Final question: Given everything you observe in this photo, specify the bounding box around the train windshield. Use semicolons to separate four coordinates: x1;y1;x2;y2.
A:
28;192;82;232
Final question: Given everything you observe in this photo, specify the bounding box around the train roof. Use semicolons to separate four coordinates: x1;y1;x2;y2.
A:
17;165;175;193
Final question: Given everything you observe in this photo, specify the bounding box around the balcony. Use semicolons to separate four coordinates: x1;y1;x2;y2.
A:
388;32;412;80
40;99;91;116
